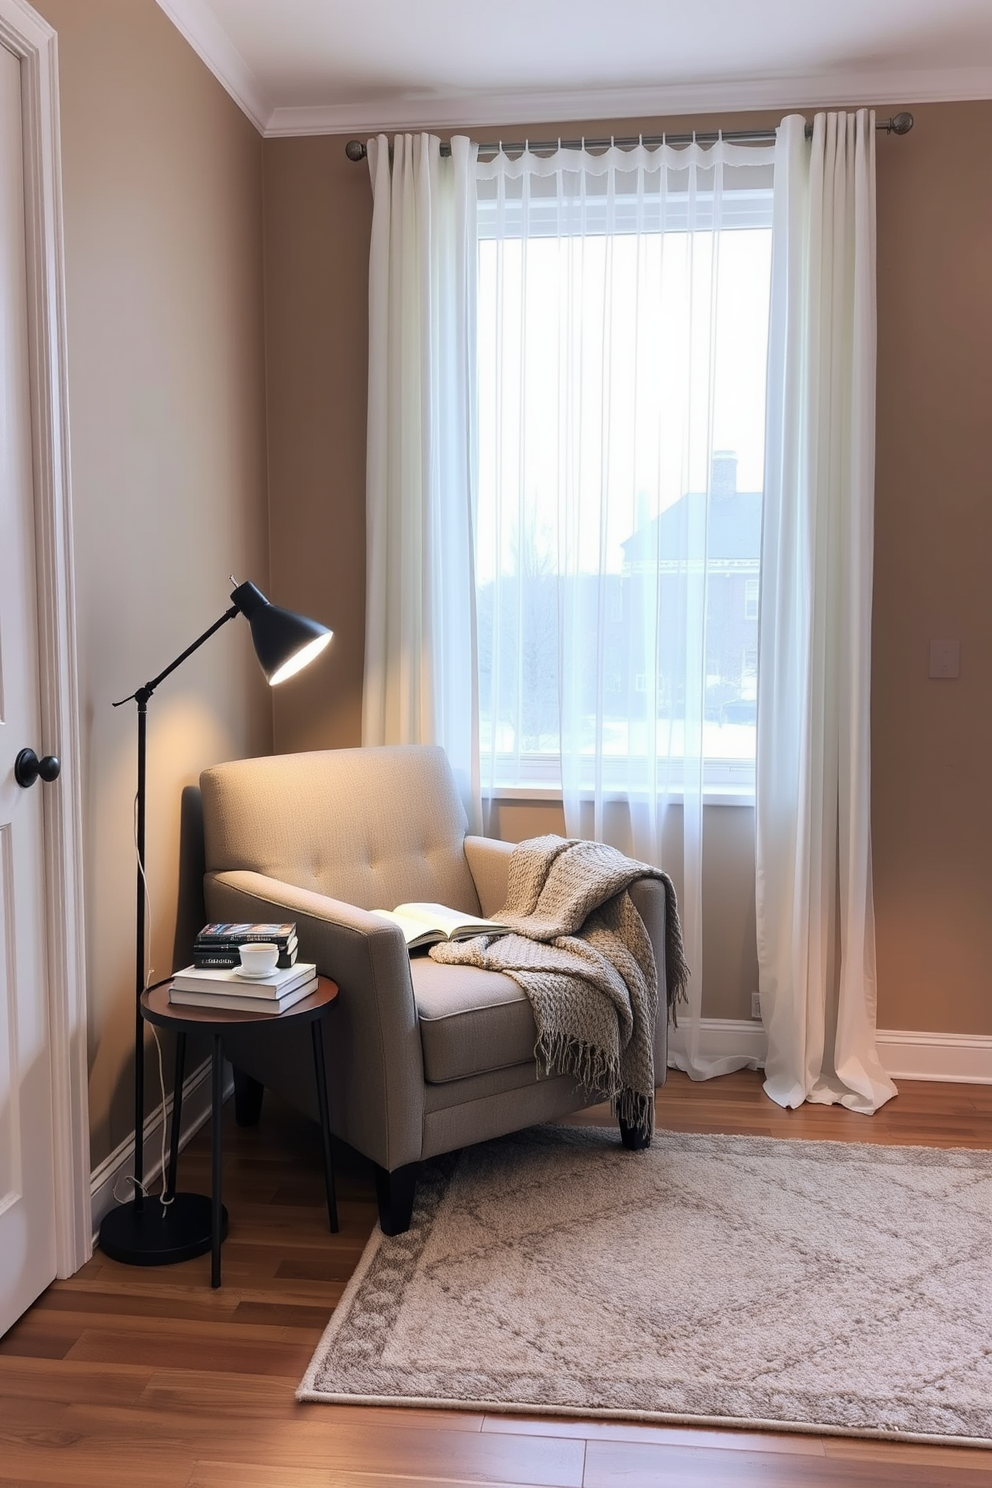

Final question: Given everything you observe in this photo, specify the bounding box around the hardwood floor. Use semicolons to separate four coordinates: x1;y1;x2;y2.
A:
2;1071;992;1487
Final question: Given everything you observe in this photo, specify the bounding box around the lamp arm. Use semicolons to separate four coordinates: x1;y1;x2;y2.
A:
113;599;238;1209
112;603;240;708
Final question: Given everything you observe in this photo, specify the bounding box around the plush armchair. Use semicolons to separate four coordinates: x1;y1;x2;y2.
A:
198;744;670;1233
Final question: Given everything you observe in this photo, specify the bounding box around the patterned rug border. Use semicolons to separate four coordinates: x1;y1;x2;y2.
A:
298;1128;992;1449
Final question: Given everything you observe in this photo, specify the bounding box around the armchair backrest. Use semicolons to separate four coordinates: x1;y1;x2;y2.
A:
200;744;482;914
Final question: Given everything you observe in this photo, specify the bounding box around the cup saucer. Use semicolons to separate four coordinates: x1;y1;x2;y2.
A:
237;965;278;980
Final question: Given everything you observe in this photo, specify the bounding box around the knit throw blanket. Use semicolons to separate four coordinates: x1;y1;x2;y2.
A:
430;835;689;1138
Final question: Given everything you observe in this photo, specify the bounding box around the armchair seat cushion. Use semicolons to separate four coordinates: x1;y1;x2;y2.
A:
411;958;537;1083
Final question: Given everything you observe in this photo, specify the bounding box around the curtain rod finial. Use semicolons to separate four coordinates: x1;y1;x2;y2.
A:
889;111;914;135
345;139;367;161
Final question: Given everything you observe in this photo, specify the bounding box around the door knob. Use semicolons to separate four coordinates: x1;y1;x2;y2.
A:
14;749;61;788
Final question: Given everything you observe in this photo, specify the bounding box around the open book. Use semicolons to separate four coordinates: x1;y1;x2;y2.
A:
370;902;511;951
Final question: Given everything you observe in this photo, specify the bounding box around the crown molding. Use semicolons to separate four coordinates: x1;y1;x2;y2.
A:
154;0;271;133
150;2;992;141
263;64;992;139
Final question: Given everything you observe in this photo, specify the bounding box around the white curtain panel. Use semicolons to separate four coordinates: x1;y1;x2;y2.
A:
362;133;482;826
477;141;775;1079
757;112;897;1113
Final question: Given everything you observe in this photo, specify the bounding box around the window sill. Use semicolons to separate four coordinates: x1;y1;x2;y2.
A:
484;784;755;808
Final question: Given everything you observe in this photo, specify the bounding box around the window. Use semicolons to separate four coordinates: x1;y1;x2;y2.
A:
476;145;774;795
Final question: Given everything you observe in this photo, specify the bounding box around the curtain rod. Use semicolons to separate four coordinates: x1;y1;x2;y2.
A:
344;112;913;162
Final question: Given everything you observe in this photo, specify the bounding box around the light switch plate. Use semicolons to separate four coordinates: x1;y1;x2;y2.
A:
929;640;960;679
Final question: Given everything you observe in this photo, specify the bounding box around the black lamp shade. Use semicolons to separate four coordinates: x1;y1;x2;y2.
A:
231;580;332;685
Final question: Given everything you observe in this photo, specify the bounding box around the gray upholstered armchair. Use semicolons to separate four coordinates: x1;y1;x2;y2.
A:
198;744;670;1233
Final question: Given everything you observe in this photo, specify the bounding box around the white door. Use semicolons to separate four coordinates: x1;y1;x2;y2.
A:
0;37;58;1337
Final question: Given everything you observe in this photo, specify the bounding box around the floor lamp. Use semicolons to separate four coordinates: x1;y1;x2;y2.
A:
98;580;332;1267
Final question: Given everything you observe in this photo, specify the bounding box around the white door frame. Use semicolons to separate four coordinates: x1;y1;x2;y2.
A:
1;0;90;1276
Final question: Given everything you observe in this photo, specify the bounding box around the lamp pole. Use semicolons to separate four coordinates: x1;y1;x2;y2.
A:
98;585;331;1267
101;605;241;1262
121;607;240;1214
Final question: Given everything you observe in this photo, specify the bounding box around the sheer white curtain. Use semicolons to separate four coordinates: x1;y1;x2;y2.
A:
757;112;897;1113
362;132;483;826
477;140;775;1078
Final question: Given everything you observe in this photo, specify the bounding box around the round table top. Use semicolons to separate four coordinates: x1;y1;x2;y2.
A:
141;974;339;1031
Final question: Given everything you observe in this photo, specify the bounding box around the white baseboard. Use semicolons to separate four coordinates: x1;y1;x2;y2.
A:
669;1020;992;1085
875;1029;992;1084
668;1017;767;1067
90;1057;233;1241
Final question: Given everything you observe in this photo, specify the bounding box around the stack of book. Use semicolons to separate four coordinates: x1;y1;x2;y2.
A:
192;922;299;969
170;922;317;1014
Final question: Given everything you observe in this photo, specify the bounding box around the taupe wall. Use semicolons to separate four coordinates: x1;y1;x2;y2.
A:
262;101;992;1036
873;101;992;1036
35;0;273;1165
263;139;368;752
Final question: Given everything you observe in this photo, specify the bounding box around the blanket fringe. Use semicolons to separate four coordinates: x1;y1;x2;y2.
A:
616;1086;654;1139
535;1031;620;1101
534;1032;654;1140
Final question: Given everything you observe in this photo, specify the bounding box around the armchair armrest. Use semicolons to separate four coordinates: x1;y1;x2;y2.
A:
464;838;669;1076
463;835;514;917
204;868;426;1171
627;876;670;1075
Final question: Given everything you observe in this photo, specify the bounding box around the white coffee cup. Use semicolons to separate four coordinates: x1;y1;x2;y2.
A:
239;942;280;976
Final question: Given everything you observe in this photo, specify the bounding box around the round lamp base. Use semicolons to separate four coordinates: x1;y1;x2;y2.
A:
98;1192;226;1267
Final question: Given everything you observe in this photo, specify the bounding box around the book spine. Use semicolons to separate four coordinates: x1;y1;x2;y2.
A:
169;980;317;1013
168;999;299;1013
172;978;300;998
170;963;317;997
196;928;296;946
192;949;297;970
195;937;297;950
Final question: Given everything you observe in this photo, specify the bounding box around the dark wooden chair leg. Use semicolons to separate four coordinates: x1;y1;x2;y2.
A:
619;1115;651;1151
373;1162;418;1235
233;1068;265;1127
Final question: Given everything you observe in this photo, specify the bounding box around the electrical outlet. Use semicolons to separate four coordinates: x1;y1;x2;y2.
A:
751;991;762;1021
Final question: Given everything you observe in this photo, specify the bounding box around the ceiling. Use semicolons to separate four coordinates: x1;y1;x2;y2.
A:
155;0;992;137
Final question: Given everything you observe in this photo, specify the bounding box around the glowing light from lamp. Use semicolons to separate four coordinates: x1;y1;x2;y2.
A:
269;630;333;685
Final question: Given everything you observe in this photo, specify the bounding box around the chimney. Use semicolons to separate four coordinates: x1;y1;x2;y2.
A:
711;449;738;499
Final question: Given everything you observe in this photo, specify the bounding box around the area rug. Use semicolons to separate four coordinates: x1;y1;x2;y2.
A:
298;1124;992;1446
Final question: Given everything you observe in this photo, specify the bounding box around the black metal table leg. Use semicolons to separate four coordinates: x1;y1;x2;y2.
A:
138;978;335;1287
164;1031;187;1199
211;1032;224;1287
311;1021;339;1233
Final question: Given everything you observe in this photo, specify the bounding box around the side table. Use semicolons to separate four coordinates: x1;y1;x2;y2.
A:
141;975;340;1288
